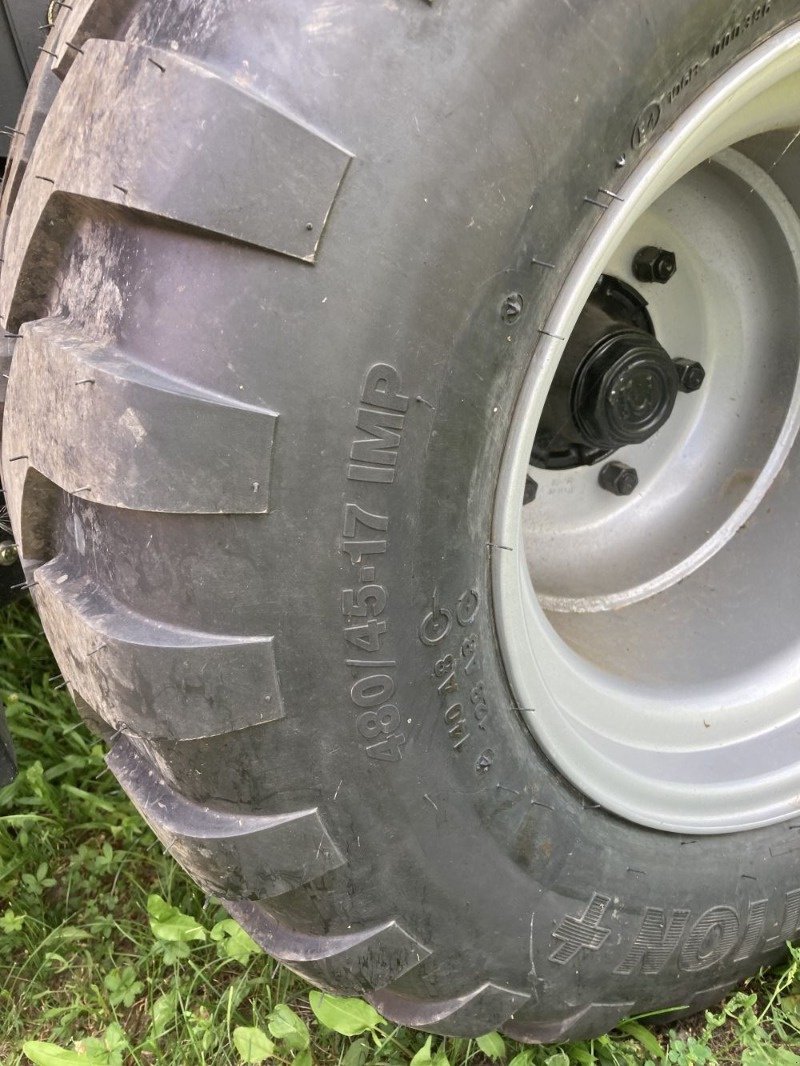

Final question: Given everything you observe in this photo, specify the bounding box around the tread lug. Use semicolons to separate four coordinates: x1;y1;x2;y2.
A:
33;561;285;741
4;318;276;514
108;735;345;898
48;0;135;80
226;902;432;993
368;983;530;1038
1;38;351;322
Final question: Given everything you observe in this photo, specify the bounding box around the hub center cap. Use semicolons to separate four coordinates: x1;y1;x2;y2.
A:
572;326;678;450
532;285;684;469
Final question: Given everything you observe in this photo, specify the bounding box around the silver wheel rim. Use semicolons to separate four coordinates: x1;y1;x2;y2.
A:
494;24;800;834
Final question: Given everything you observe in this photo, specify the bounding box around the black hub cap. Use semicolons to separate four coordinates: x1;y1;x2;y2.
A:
532;275;685;470
571;329;679;450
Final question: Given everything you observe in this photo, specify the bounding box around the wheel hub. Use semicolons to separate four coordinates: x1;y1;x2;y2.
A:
533;279;684;470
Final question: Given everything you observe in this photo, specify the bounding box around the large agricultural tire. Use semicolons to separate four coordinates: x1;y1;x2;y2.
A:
4;0;800;1043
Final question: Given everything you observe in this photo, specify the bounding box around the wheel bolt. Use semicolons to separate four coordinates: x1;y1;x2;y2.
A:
598;461;638;496
673;358;705;393
0;542;18;566
523;474;538;504
632;246;677;284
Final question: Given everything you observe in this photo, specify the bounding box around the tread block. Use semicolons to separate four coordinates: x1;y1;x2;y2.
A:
0;38;351;319
5;317;276;514
48;0;135;80
108;736;345;898
226;901;431;993
369;983;530;1038
33;560;285;741
500;1001;635;1044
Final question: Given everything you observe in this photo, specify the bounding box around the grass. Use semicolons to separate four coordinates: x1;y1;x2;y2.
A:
1;603;800;1065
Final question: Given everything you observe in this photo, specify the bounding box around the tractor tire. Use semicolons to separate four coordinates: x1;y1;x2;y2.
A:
3;0;800;1043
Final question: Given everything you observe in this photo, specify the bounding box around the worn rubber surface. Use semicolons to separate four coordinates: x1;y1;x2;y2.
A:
2;0;800;1043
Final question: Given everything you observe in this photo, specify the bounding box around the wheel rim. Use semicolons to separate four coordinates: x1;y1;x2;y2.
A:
494;24;800;834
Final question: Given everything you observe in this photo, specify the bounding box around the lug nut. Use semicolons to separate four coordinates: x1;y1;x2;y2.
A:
673;358;705;393
632;246;677;284
523;474;538;504
0;542;18;566
598;461;638;496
